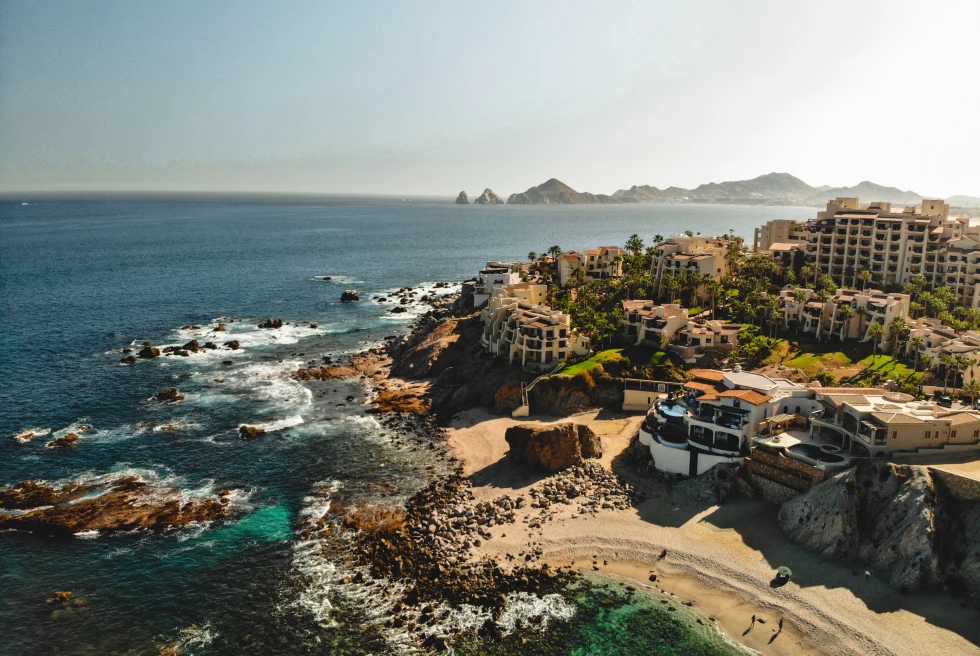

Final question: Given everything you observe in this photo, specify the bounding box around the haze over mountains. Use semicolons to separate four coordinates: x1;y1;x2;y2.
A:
501;173;980;208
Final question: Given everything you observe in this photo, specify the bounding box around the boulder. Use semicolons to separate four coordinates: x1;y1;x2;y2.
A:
155;388;185;403
504;423;602;472
390;306;408;314
137;346;160;359
341;290;360;302
238;425;266;440
215;323;226;332
120;355;137;364
47;433;79;448
473;188;504;205
258;318;283;329
181;340;200;353
223;340;241;350
455;191;469;204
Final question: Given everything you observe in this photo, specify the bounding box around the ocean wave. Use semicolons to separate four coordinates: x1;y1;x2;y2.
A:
249;414;305;432
12;426;51;443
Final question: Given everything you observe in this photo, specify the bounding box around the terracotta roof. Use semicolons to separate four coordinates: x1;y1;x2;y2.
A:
945;412;980;426
688;369;725;382
684;381;725;395
871;412;924;424
719;389;772;405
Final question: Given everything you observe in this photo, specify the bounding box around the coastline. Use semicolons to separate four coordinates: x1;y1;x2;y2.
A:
444;406;980;656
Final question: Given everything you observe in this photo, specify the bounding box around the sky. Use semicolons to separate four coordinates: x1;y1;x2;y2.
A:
1;0;978;197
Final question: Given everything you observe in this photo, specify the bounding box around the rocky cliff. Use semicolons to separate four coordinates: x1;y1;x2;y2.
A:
473;188;504;205
778;461;980;601
506;178;615;205
504;423;602;472
455;191;468;204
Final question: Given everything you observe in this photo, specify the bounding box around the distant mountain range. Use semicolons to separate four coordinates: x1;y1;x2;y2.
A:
501;172;978;208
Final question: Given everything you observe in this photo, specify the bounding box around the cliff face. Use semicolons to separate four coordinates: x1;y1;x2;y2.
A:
506;178;615;205
473;188;504;205
778;462;969;595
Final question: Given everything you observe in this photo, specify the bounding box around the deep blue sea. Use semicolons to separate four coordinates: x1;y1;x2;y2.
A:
0;198;813;655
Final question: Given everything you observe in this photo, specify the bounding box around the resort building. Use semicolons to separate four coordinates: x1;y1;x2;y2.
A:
620;301;689;346
481;284;589;372
781;287;910;345
753;219;811;252
756;242;804;276
808;389;980;457
471;261;524;307
635;369;980;477
556;246;624;287
802;197;980;301
905;318;980;383
650;237;733;287
675;320;741;351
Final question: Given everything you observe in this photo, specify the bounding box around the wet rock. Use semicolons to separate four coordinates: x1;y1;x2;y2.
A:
181;340;200;353
137;346;160;359
238;425;266;440
155;388;185;403
215;323;226;331
120;355;137;364
258;318;284;329
47;433;79;448
340;290;360;302
223;340;241;350
390;307;408;314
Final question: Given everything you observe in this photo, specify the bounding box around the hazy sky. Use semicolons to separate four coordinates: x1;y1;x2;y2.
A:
1;0;978;197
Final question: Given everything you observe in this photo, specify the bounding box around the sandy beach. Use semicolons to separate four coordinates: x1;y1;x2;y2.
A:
447;408;980;656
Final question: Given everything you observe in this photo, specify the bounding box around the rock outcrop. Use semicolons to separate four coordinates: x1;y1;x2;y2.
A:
47;433;79;448
138;346;160;359
258;318;284;329
340;290;360;302
0;478;234;537
506;178;615;205
155;388;185;403
455;191;469;204
504;423;602;472
238;425;266;440
473;188;504;205
779;462;941;592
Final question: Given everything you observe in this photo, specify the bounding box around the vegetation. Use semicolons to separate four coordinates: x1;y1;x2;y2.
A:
559;349;625;377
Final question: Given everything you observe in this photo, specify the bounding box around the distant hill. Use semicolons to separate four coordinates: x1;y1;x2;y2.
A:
498;172;974;207
506;178;616;205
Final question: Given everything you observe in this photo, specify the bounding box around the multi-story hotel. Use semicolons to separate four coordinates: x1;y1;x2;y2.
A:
905;318;980;383
481;283;589;372
779;287;910;344
620;301;689;346
650;236;733;287
800;197;980;302
556;246;624;287
753;219;811;252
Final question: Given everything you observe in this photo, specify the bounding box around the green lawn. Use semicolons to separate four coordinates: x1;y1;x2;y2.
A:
783;351;854;376
559;348;625;376
848;355;917;385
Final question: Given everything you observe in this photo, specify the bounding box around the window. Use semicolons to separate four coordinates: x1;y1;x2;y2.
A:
892;431;897;440
795;406;801;414
732;399;740;409
925;431;932;439
974;429;979;438
952;430;957;438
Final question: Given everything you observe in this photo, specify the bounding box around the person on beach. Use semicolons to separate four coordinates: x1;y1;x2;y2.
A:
658;549;667;561
743;615;756;636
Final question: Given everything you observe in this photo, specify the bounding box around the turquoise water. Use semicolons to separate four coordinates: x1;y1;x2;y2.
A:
0;198;798;654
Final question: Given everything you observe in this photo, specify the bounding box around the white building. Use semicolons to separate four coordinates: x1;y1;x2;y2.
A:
780;287;909;345
472;261;523;307
650;237;734;288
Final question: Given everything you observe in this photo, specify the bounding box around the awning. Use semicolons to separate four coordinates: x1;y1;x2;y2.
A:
767;413;795;424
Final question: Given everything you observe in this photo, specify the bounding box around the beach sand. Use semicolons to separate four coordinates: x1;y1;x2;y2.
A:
447;407;980;656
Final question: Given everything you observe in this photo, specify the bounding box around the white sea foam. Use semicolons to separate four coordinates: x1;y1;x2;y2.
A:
250;414;305;432
12;427;51;443
74;530;100;539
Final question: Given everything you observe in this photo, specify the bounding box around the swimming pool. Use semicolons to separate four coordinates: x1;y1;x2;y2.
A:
786;443;847;465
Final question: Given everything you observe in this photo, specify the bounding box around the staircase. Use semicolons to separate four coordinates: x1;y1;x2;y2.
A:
511;364;564;417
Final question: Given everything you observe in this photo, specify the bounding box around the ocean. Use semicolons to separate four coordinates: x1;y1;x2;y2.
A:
0;198;813;655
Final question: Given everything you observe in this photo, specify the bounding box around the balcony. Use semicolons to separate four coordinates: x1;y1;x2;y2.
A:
687;430;743;457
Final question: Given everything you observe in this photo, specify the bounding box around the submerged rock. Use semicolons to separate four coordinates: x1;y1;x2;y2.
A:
504;423;602;472
0;477;234;536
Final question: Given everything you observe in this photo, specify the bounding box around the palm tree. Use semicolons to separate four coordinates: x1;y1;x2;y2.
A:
705;279;722;318
963;376;980;408
800;264;816;287
910;335;925;372
855;305;870;336
858;269;871;290
653;234;664;245
527;251;537;264
939;353;955;392
867;320;884;362
547;245;563;263
835;303;853;341
625;234;644;257
951;355;975;391
888;315;908;355
666;275;681;304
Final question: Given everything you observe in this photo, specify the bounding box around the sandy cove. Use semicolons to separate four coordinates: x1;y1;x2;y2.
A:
447;407;980;656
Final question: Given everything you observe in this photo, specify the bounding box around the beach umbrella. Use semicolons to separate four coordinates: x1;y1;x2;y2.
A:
777;566;792;579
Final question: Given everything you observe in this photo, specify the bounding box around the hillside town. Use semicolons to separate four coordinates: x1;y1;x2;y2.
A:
466;197;980;489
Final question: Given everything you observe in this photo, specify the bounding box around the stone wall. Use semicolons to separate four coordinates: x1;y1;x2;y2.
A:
748;473;799;505
929;468;980;501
